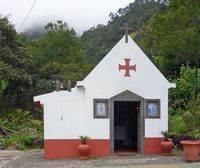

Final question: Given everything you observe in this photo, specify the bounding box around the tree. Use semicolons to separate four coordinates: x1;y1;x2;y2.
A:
0;16;34;106
145;0;200;76
30;21;94;89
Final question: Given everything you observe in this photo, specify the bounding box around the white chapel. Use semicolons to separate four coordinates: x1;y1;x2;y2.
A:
34;27;175;159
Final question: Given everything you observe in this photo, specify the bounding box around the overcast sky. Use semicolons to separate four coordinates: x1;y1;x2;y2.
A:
0;0;134;35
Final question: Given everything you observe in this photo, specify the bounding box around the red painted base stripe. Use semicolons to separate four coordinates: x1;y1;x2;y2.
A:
45;138;164;159
144;137;164;154
44;139;110;159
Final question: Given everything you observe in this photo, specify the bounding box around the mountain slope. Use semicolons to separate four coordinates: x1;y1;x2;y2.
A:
80;0;163;63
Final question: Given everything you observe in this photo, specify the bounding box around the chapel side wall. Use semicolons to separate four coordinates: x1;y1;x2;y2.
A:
43;91;86;159
40;88;110;159
44;89;85;140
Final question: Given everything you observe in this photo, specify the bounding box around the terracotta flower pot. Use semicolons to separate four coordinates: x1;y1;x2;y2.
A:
78;144;91;160
181;140;200;162
160;140;174;156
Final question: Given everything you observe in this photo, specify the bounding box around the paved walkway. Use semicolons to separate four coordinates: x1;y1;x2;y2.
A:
0;150;23;168
103;164;200;168
125;164;200;168
1;150;200;168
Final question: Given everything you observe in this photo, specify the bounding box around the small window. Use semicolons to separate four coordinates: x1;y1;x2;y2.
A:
93;99;109;118
146;99;160;119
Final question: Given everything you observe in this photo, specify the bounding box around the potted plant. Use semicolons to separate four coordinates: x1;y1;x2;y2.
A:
78;136;91;160
160;130;174;156
180;97;200;162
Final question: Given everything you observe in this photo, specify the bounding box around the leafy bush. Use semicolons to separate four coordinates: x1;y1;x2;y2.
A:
168;66;200;145
21;134;34;146
0;108;43;150
169;133;194;148
169;66;196;110
182;97;200;140
169;96;200;148
169;112;187;135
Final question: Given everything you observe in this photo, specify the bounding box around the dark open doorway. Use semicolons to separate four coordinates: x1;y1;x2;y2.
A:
114;101;139;153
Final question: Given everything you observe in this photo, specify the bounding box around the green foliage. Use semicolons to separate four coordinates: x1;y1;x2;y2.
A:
182;96;200;140
79;136;90;144
169;66;196;110
141;0;200;76
0;16;38;110
0;16;34;99
0;80;8;95
169;97;200;141
169;66;200;138
30;20;94;88
169;110;188;135
0;108;43;150
160;130;170;141
1;18;94;111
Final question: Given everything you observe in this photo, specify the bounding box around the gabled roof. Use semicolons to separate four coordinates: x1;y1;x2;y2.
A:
77;35;175;90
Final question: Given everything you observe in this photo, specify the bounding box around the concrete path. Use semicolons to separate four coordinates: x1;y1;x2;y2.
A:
102;164;200;168
1;150;200;168
0;150;23;168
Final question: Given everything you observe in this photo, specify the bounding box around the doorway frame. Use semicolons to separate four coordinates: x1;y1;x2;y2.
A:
110;90;145;155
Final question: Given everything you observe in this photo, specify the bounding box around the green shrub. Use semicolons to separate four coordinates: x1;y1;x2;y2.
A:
169;66;196;110
0;108;44;150
21;134;34;146
182;97;200;140
169;96;200;141
169;113;187;135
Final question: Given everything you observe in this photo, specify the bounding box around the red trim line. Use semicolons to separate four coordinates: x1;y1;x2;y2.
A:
44;139;110;159
144;137;164;154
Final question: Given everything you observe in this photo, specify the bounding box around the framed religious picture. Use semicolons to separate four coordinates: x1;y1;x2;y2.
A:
146;99;160;119
93;99;109;118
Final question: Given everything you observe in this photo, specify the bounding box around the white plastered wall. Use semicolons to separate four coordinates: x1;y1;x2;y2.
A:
34;87;85;139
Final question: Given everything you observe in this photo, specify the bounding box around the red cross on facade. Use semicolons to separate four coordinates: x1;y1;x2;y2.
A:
119;58;136;77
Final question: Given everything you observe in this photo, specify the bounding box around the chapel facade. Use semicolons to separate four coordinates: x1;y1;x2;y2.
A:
34;31;175;159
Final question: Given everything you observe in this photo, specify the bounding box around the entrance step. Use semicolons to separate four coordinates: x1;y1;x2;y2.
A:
115;150;138;156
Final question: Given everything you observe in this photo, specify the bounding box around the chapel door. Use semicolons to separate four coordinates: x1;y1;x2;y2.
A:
114;101;139;153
